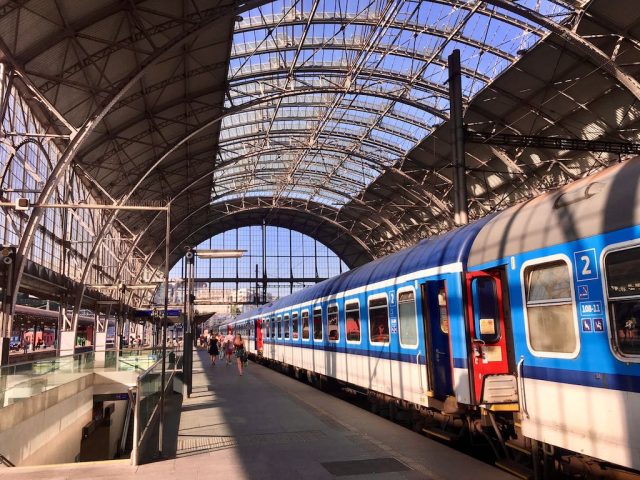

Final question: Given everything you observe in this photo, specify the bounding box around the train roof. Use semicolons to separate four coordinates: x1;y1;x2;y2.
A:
468;156;640;267
232;213;495;322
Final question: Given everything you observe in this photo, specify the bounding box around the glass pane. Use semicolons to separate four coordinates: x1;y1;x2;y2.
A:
606;247;640;298
313;308;323;340
277;317;281;338
284;316;290;339
610;299;640;355
302;311;309;340
472;277;501;343
369;298;389;343
527;304;576;353
526;262;571;302
328;305;339;341
292;313;299;339
345;304;360;342
438;288;450;334
398;292;417;346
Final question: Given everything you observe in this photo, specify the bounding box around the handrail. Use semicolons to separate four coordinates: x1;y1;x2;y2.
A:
517;356;529;418
0;453;15;467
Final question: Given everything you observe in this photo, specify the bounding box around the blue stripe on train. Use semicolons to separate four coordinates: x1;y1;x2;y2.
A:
524;365;640;394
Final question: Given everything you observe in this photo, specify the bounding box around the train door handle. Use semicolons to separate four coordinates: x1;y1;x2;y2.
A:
517;356;529;418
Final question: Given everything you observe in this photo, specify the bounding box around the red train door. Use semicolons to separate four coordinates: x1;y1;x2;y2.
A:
465;271;510;403
255;319;263;352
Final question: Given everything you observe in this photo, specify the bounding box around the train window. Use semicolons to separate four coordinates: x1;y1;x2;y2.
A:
471;277;501;344
313;307;323;341
302;311;310;340
328;304;339;341
277;316;282;339
369;295;389;344
270;318;275;339
284;314;290;340
398;289;418;347
605;245;640;357
438;288;450;334
523;259;577;355
345;301;361;342
292;312;299;339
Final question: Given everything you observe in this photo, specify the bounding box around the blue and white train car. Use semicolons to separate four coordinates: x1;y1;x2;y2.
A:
226;158;640;473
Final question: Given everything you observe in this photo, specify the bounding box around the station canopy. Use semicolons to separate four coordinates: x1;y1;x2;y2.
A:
0;0;638;269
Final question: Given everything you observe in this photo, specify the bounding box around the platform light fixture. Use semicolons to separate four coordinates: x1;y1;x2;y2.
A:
193;249;246;259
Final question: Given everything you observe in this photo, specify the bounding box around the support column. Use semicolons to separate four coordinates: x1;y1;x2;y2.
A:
448;49;468;226
262;219;267;303
59;297;75;357
94;310;107;367
0;246;16;366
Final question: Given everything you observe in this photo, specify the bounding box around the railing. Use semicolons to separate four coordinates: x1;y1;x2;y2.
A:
132;348;182;465
0;452;15;467
0;348;164;408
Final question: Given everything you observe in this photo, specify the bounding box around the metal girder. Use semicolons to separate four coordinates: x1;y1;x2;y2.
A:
482;0;640;102
234;10;516;62
8;2;241;326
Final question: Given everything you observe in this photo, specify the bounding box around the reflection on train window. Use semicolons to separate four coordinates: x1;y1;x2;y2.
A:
369;296;389;344
270;318;275;339
328;304;339;341
398;289;418;347
277;316;282;339
524;260;576;354
605;246;640;356
313;307;323;341
302;311;310;340
292;312;299;340
438;288;450;334
284;314;290;339
471;277;501;344
345;301;361;342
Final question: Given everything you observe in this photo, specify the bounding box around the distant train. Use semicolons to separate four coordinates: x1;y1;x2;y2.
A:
224;158;640;476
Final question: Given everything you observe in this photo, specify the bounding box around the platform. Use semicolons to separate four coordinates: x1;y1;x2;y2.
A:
1;350;514;479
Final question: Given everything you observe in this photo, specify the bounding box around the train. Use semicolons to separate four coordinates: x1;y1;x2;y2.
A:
223;157;640;477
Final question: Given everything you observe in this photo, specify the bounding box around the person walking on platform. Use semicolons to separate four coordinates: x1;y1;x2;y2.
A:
223;329;235;366
233;333;247;376
208;335;219;366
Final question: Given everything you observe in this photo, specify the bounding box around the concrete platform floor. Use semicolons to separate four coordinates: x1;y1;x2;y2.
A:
1;350;514;479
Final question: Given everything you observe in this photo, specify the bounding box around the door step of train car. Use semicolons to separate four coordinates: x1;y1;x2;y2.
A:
505;439;532;456
421;426;460;443
495;458;533;480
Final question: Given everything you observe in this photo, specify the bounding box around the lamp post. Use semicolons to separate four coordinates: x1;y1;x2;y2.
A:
183;248;245;397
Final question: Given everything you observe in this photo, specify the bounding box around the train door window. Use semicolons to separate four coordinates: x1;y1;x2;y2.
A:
284;314;290;340
270;318;275;339
369;294;389;344
313;307;323;341
302;310;310;340
604;245;640;358
523;258;578;356
328;304;339;342
398;288;418;347
277;316;282;339
470;277;501;343
292;312;299;340
345;301;361;343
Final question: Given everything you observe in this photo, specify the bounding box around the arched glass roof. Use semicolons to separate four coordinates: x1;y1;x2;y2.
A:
214;0;574;207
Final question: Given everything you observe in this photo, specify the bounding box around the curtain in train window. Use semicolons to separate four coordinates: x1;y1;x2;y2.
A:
313;307;323;341
302;311;309;340
369;296;389;344
328;305;339;341
398;290;418;347
345;301;360;342
284;314;290;339
605;246;640;356
524;260;576;354
292;312;299;339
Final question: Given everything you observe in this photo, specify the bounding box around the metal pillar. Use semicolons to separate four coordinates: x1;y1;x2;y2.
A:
159;205;170;456
0;246;16;366
261;220;267;303
184;249;194;398
448;49;468;226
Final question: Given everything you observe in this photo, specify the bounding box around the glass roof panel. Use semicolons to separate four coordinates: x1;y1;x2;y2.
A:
215;0;575;208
